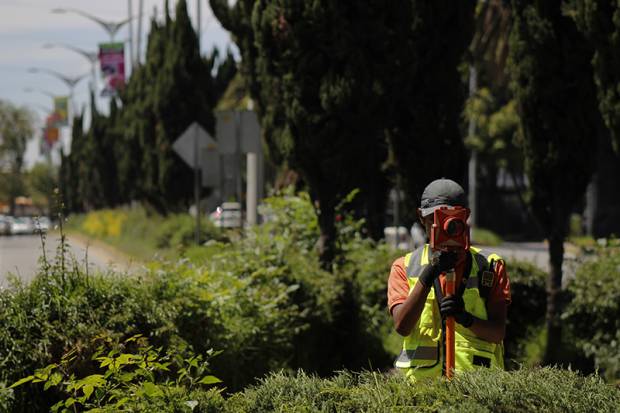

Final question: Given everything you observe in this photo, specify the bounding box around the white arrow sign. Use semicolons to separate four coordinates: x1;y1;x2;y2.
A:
172;122;217;169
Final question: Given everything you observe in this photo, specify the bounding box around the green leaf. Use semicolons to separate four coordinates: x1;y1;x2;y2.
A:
9;375;34;389
198;375;222;385
119;372;136;382
49;372;63;386
83;384;94;399
79;374;106;387
65;397;76;408
142;382;164;398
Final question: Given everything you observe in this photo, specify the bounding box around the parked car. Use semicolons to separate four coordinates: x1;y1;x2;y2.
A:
34;216;51;233
0;215;11;235
209;202;242;228
10;217;34;235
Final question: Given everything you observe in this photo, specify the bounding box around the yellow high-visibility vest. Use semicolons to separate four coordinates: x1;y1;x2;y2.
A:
394;244;505;381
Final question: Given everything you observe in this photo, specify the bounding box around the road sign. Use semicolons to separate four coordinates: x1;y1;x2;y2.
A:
215;111;236;155
172;122;216;169
201;147;220;187
241;111;260;153
215;110;261;154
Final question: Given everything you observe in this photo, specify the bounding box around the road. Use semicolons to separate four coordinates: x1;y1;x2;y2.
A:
480;242;552;272
0;233;125;288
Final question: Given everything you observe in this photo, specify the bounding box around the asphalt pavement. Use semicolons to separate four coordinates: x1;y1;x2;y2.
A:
0;233;111;288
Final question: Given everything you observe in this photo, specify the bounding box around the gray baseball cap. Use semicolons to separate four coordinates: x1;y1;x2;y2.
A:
419;178;467;217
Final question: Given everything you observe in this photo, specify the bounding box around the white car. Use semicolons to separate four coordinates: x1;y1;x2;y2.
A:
34;216;51;233
210;202;242;228
10;217;34;235
0;216;11;235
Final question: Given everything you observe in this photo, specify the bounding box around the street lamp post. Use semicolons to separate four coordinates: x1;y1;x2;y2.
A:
23;87;57;100
42;43;98;93
51;8;130;41
27;67;87;120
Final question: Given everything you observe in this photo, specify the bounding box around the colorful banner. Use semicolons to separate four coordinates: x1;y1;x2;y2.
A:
43;113;61;148
53;96;69;126
98;42;125;97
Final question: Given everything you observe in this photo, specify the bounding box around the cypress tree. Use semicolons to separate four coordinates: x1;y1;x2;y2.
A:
508;0;602;364
384;1;476;204
250;1;396;266
62;111;85;212
573;0;620;152
151;0;215;211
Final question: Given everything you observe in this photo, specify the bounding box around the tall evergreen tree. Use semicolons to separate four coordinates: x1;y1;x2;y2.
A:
573;0;620;152
508;0;602;364
0;101;34;215
60;111;85;212
117;0;221;212
148;0;215;211
209;0;291;169
250;1;397;266
384;1;476;205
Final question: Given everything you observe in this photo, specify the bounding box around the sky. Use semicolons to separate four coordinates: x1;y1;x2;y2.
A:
0;0;235;167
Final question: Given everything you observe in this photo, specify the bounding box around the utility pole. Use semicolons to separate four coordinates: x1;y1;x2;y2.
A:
136;0;144;65
196;0;201;48
467;65;478;229
128;0;134;69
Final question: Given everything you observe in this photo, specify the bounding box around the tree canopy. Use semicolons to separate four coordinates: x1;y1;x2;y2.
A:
0;101;35;215
508;0;602;364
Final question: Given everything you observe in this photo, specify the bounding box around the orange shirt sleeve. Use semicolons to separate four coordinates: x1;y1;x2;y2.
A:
488;259;511;305
387;256;409;315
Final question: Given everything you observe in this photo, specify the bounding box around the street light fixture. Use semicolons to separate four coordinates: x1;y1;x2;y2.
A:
27;67;88;119
42;43;97;65
42;43;98;93
23;87;57;99
27;67;87;90
51;7;130;41
26;102;54;115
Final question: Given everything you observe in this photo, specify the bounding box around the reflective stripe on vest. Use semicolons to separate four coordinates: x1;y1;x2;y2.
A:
395;244;505;376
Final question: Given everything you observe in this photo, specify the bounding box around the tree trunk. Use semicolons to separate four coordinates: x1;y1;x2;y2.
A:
543;231;564;365
316;200;336;271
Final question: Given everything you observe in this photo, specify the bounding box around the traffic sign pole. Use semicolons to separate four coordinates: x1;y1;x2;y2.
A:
194;123;201;245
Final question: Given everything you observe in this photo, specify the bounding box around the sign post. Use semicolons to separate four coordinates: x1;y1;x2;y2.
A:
172;122;216;245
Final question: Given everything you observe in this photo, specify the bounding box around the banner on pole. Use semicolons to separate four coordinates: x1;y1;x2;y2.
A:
53;96;69;126
98;42;125;96
43;113;61;148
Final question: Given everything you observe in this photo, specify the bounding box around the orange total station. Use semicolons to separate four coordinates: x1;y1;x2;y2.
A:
430;206;470;379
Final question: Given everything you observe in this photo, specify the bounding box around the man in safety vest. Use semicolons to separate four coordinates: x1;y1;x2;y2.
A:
387;178;511;380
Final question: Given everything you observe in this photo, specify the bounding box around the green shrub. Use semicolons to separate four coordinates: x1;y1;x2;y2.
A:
155;213;226;249
564;247;620;382
10;335;223;413
503;259;547;368
66;206;227;260
0;234;314;410
472;227;503;246
225;367;620;412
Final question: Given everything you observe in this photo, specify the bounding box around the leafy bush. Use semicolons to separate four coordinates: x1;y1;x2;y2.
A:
564;247;620;382
225;368;619;412
67;206;226;260
472;227;503;246
503;259;547;367
10;335;222;413
0;233;313;410
154;213;225;249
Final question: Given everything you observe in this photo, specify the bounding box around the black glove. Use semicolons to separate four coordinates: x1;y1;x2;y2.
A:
418;250;458;288
439;295;474;328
